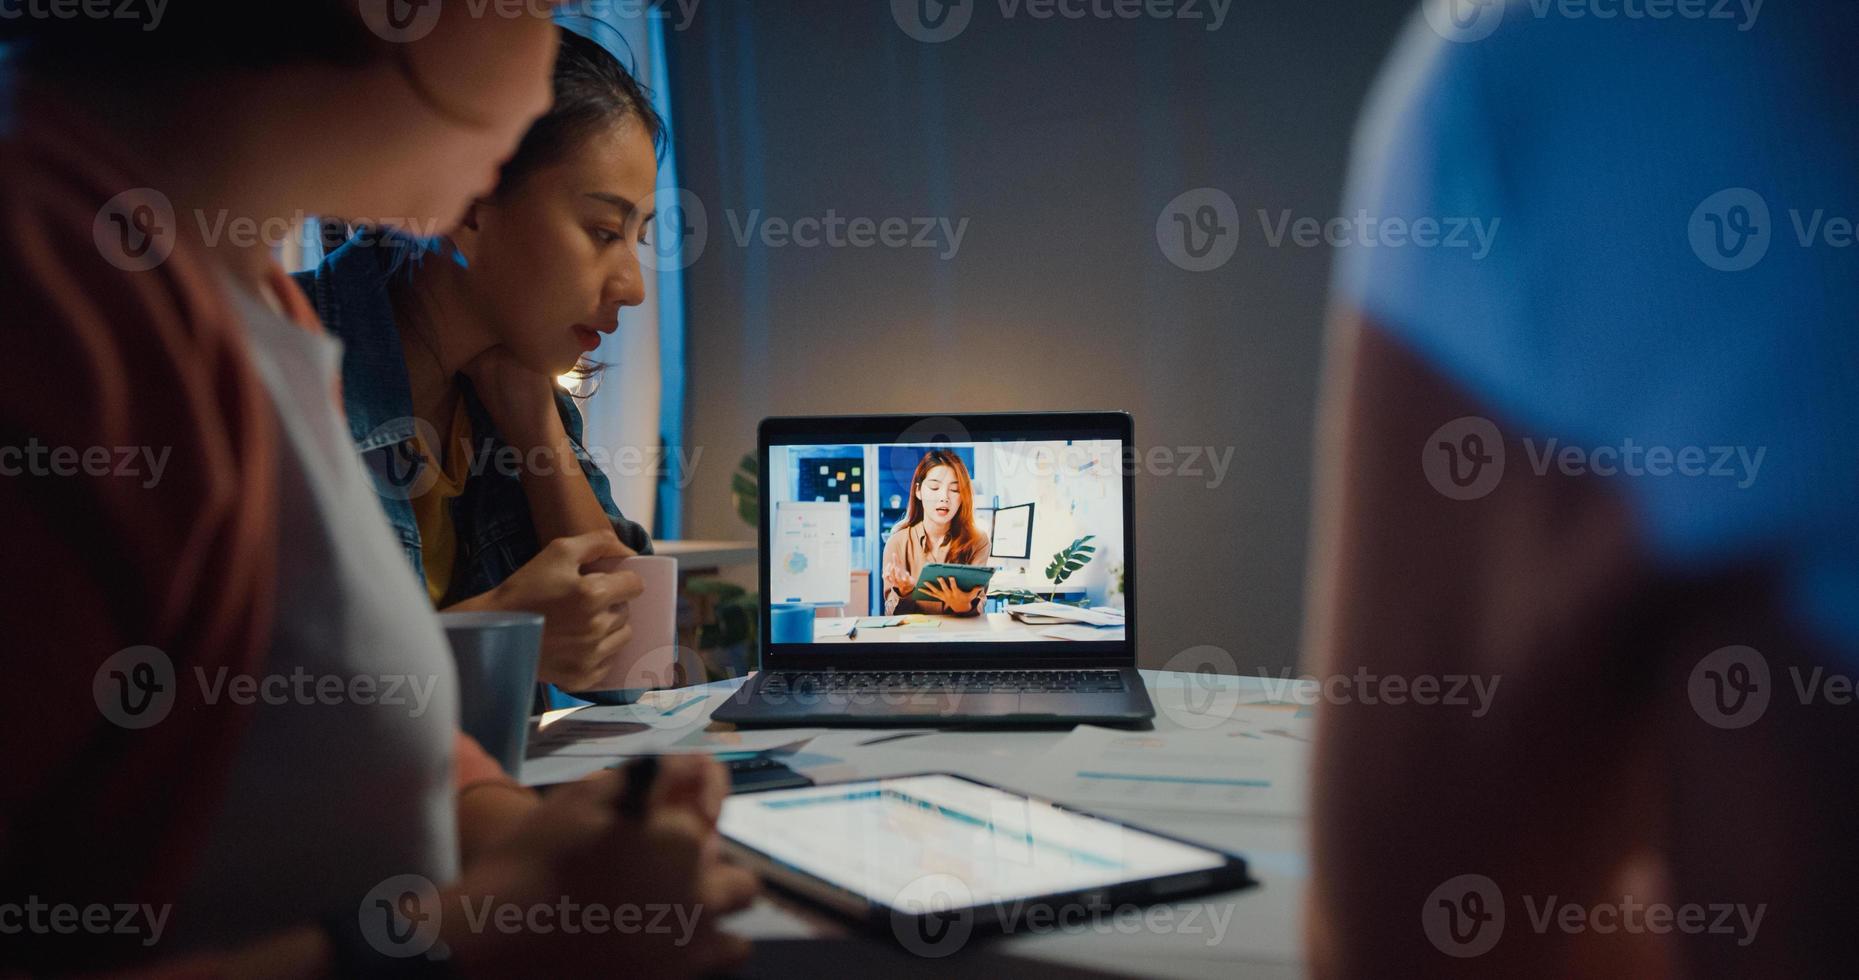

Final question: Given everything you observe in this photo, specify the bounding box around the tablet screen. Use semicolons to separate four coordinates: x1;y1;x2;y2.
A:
719;774;1230;911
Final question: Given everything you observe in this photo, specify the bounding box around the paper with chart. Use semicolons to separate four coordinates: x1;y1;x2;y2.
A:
770;500;852;604
1020;724;1308;817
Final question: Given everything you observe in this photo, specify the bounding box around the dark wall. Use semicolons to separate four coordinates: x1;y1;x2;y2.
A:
663;0;1415;671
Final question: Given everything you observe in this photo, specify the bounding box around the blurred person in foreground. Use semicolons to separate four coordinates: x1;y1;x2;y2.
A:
0;3;753;976
1305;2;1859;976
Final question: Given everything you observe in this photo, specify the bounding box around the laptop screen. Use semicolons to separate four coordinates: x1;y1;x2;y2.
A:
760;414;1131;658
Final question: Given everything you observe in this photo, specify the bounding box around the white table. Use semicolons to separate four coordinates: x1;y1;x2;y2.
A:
524;670;1309;979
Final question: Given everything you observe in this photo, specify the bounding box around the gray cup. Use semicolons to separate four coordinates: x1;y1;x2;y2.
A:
439;611;544;775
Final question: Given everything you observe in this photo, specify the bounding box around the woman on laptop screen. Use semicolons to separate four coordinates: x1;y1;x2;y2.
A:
880;449;993;615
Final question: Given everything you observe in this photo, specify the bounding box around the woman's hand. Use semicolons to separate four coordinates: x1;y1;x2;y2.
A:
918;577;985;615
461;530;643;690
443;757;758;979
882;559;916;600
460;345;560;444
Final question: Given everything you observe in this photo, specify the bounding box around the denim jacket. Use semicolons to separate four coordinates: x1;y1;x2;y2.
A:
291;233;653;610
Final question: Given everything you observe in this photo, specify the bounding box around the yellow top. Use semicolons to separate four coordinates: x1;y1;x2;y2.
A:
411;400;473;606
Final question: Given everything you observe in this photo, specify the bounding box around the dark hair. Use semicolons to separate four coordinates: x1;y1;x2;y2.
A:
0;2;380;75
493;25;666;196
391;27;665;394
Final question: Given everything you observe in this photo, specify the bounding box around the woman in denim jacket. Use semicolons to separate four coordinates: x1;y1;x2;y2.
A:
296;29;661;700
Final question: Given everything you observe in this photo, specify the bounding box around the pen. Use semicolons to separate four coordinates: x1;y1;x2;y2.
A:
616;754;660;819
855;731;932;747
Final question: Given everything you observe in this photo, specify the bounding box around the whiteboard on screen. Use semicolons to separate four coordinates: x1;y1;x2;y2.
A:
770;501;852;605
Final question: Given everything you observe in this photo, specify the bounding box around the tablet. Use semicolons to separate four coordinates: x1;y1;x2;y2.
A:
909;562;997;601
718;773;1253;939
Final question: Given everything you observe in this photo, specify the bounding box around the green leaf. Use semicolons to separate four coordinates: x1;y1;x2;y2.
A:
1044;535;1099;586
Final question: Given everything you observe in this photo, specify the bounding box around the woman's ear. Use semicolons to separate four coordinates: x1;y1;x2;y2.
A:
459;199;486;232
447;200;488;264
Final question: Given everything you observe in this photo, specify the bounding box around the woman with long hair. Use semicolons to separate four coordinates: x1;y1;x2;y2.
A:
880;449;993;615
295;27;665;698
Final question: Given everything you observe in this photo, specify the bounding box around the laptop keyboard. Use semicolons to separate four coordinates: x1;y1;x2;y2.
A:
760;669;1126;694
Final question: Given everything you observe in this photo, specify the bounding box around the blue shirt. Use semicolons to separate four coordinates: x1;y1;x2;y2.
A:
1337;2;1859;660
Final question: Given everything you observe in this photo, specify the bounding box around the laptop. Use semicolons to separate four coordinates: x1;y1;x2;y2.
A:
712;412;1155;727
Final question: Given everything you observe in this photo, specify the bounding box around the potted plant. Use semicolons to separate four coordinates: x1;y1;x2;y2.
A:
989;535;1096;608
